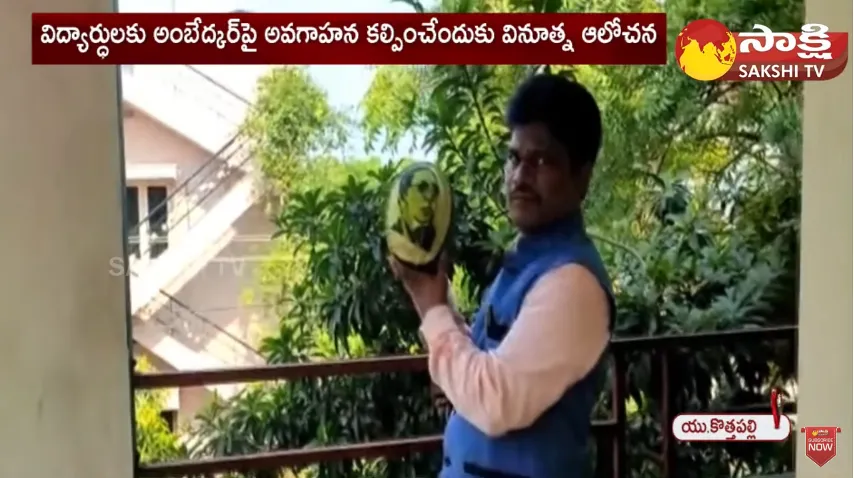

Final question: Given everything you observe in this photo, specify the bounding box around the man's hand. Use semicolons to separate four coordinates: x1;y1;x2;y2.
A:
388;255;449;317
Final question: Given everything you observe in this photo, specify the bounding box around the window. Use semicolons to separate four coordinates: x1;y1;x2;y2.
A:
159;410;177;433
125;186;140;259
147;186;169;258
126;184;171;260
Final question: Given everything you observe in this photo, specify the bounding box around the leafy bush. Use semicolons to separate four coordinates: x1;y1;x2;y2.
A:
134;357;187;464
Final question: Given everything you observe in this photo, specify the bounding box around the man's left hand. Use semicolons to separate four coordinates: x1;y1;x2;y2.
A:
388;255;449;318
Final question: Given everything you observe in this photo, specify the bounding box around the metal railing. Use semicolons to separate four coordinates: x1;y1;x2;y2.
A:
123;64;251;133
136;277;264;366
127;139;259;365
185;65;253;107
134;325;798;478
124;64;262;366
132;137;251;261
126;62;254;261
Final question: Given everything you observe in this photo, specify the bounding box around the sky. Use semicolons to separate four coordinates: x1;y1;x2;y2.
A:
119;0;429;159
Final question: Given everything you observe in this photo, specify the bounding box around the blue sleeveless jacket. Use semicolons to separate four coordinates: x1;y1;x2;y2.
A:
440;213;614;478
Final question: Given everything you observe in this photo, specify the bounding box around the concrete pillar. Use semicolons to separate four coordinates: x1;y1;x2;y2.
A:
0;1;135;478
797;0;853;476
0;1;849;478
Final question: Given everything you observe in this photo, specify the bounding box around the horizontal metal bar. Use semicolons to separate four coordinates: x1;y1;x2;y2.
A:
184;65;251;106
134;326;797;390
137;435;441;477
724;401;797;414
136;402;792;476
608;325;797;352
131;134;241;231
137;420;619;477
134;354;429;389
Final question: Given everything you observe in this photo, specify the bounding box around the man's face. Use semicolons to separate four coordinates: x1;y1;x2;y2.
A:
403;170;438;226
504;123;585;232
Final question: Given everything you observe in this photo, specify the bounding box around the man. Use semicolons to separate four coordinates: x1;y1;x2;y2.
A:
389;74;614;477
392;166;440;252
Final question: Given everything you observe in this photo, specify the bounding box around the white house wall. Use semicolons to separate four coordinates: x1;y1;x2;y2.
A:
123;103;276;423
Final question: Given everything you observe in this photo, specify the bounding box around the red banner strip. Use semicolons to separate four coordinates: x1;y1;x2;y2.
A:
32;13;667;66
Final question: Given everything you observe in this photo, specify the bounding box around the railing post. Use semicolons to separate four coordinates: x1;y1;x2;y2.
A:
659;350;677;478
133;446;141;476
595;430;614;477
138;200;151;264
612;353;627;478
130;356;142;476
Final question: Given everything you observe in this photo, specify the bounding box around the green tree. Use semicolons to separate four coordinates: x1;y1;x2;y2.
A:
190;0;802;476
244;66;351;210
189;63;441;478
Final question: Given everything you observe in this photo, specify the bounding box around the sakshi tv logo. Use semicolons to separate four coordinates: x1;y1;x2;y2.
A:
675;19;848;81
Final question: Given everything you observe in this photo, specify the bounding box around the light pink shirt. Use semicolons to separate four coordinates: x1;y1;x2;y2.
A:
419;263;611;437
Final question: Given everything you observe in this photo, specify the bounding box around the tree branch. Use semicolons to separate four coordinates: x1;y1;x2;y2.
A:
693;131;762;143
587;230;647;268
654;82;743;174
460;66;503;165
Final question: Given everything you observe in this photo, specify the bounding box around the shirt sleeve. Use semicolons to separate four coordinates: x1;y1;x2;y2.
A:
419;281;470;348
419;263;611;437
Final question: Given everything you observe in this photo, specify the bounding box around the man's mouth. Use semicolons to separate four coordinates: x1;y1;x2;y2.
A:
510;192;539;203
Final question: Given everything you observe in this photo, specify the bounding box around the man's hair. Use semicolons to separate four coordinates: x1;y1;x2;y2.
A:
505;74;603;171
398;168;438;197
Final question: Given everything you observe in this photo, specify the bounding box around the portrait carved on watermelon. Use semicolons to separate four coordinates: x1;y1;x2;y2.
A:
385;163;453;273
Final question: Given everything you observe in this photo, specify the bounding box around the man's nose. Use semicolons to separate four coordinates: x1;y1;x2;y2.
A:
510;161;537;183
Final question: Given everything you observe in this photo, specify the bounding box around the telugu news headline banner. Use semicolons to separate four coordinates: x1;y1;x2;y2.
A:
32;13;667;66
